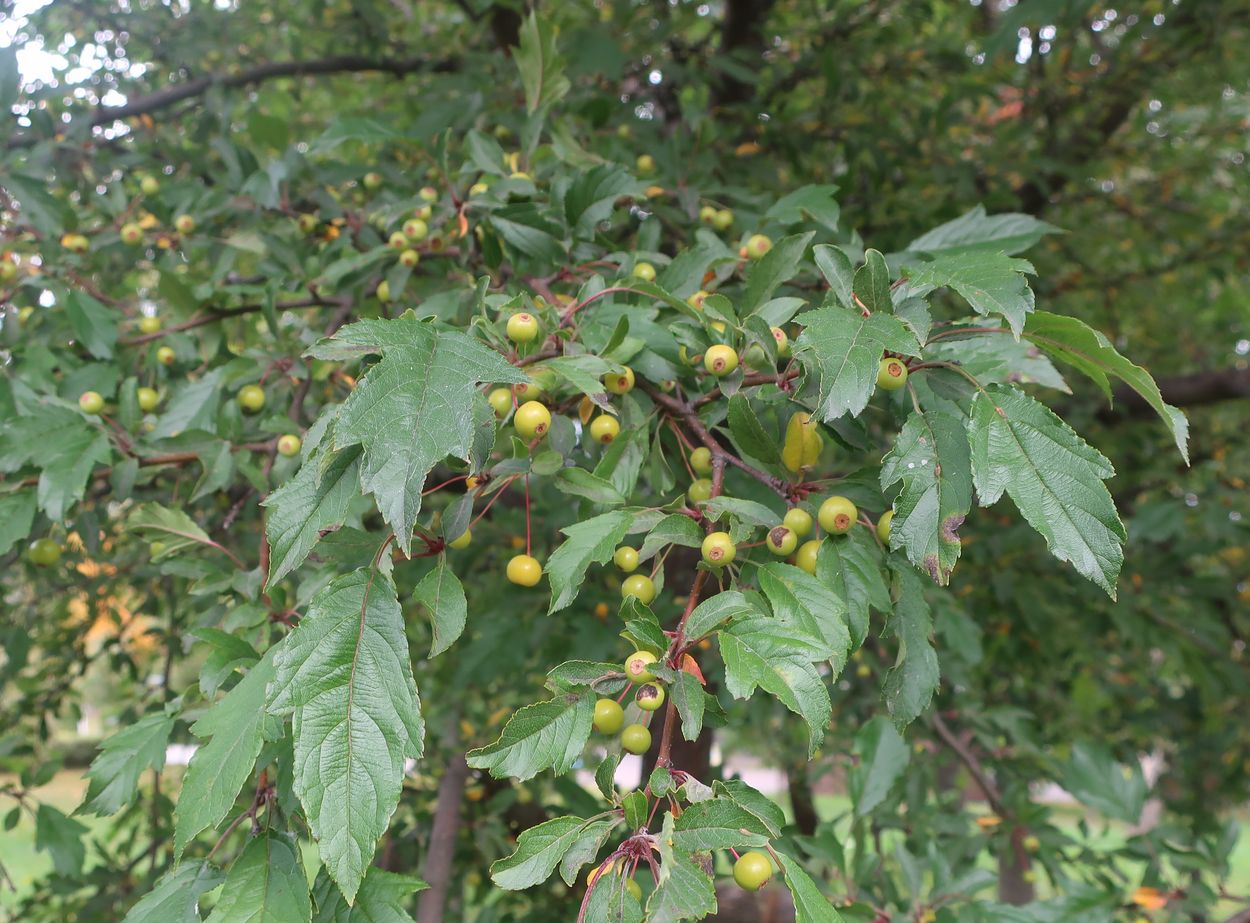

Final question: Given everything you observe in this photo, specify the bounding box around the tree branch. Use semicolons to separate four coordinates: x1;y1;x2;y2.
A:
1102;366;1250;420
930;711;1009;819
417;752;470;923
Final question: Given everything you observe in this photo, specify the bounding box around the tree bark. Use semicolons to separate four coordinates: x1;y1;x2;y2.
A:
417;753;470;923
711;0;778;108
997;827;1035;905
786;763;819;836
1105;366;1250;419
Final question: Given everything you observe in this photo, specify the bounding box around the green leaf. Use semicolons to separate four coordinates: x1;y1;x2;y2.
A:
712;779;786;838
672;798;770;851
492;204;566;262
0;174;71;238
1061;742;1147;823
413;558;467;658
883;565;939;728
812;245;855;310
849;717;909;817
122;861;224;923
703;495;778;528
968;384;1124;595
546;510;633;614
0;489;36;554
35;805;88;877
128;503;232;563
623;790;648;830
681;590;758;641
794;305;920;420
466;691;594;781
64;290;118;359
816;533;889;650
1024;311;1189;462
758;562;850;670
595;754;620;802
904;205;1061;256
0;407;111;520
176;651;278;855
880;411;973;585
853;248;893;313
559;817;618;886
670;672;706;742
720;615;831;756
491;815;587;890
765;185;840;231
540;354;614;408
263;446;362;586
776;851;845;922
311;868;427;923
555;468;627;505
267;569;424;903
80;712;176;816
566;165;639;234
904;251;1037;338
308;313;523;555
650;766;675;798
638;513;703;561
646;812;717;923
205;833;311;923
741;232;815;315
514;11;571;114
311;117;404;153
151;368;223;439
726;395;780;464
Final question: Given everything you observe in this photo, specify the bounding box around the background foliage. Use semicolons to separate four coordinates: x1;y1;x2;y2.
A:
1;1;1247;922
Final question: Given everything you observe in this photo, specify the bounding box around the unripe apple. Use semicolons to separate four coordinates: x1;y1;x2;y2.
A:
138;315;162;335
399;249;420;268
403;218;429;241
237;384;266;413
388;231;408;250
78;391;105;415
363;171;383;190
297;213;319;234
174;214;195;234
137;387;160;412
698;205;718;226
418;185;439;203
745;234;772;259
277;434;302;457
712;208;734;231
636;154;655;174
156;345;176;366
0;260;17;283
376;280;392;302
120;223;143;245
139;175;160;196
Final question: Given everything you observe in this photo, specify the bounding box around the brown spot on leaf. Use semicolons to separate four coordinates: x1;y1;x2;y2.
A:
941;514;965;543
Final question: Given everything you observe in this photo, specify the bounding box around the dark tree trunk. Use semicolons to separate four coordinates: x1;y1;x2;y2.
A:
787;763;819;836
417;753;470;923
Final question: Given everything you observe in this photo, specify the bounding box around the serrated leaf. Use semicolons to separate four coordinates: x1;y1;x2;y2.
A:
267;569;423;903
541;355;615;408
1024;311;1188;462
64;290;117;359
128;503;233;564
849;716;909;817
650;766;675;798
720;616;831;756
639;513;703;561
491;815;587;890
586;877;645;923
741;232;814;315
712;779;786;838
765;185;840;231
413;559;467;658
815;533;888;649
672;798;770;851
560;817;618;886
813;245;855;310
122;861;224;923
646;812;717;923
514;11;570;114
702;495;778;527
883;565;939;728
853;249;892;313
0;407;111;520
595;754;620;802
726;395;780;464
151;368;223;440
547;510;633;614
776;851;845;922
968;384;1124;595
263;446;361;586
758;563;850;670
311;867;426;923
555;468;626;505
905;251;1037;337
671;672;706;742
904;205;1060;256
623;790;649;830
0;489;36;554
492;204;567;262
35;805;88;876
307;313;523;555
682;590;757;641
176;651;278;855
80;712;175;816
205;833;311;923
466;691;594;781
566;165;639;234
880;411;972;585
1061;742;1147;823
795;306;920;420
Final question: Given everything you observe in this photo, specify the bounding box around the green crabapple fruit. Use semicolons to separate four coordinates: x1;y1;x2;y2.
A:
399;249;420;268
136;387;160;412
376;280;392;302
687;290;709;310
277;434;302;457
613;546;640;573
174;214;195;234
625;878;642;900
624;650;659;683
877;357;908;390
636;683;665;712
733;851;773;891
818;495;858;535
27;538;62;566
388;231;409;250
621;723;651;754
766;526;798;556
512;379;543;401
713;208;734;231
687;478;713;505
237;385;266;413
704;344;739;376
699;205;718;225
621;574;656;605
78;391;105;415
403;218;429;240
506;554;543;587
488;388;514;418
771;326;790;357
140;175;160;195
689;446;713;474
701;531;736;567
632;261;656;282
297;213;318;234
418;186;439;203
363;171;383;189
156;346;176;365
604;367;635;394
593;698;625;735
506;312;540;343
745;234;773;259
783;507;813;538
448;529;472;550
120;223;143;245
795;539;820;575
589;415;620;444
513;401;551;440
635;154;655;174
138;315;162;334
877;510;894;544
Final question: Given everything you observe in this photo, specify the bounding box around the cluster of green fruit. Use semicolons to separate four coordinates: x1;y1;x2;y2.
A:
592;652;666;755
